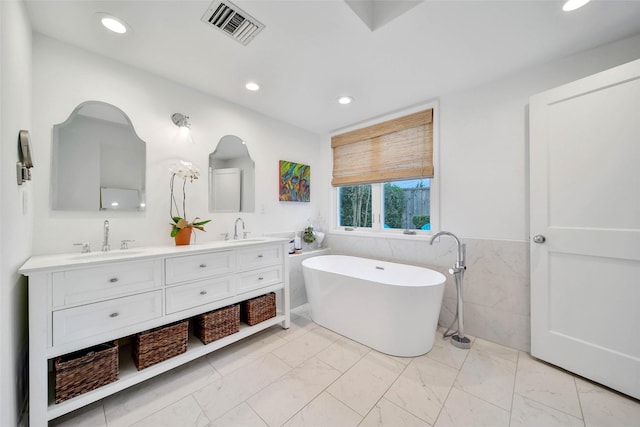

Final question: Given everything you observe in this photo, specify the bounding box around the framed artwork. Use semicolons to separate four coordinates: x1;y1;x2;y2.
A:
279;160;310;202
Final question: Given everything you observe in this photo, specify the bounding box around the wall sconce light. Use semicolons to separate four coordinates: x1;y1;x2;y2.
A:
17;130;34;186
171;113;191;129
563;0;591;11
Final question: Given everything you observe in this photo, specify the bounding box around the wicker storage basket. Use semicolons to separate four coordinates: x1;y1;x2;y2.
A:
241;292;276;326
133;320;188;370
54;341;119;403
195;304;240;344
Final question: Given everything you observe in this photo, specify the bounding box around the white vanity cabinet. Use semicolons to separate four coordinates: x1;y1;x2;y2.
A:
19;238;290;426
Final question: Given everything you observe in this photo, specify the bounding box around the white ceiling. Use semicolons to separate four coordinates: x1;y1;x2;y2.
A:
24;0;640;134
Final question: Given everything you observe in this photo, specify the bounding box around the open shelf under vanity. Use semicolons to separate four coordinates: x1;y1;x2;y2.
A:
46;313;287;420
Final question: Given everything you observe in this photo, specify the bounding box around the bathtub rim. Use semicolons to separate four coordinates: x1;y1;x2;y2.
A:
302;254;446;288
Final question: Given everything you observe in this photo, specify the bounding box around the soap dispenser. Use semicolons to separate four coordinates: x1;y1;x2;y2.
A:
294;232;302;254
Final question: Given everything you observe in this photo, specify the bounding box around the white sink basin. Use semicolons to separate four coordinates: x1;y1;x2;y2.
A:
225;238;267;244
69;250;144;261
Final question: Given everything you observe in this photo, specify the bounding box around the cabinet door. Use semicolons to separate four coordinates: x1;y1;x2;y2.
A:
165;250;235;284
52;291;162;346
52;260;161;307
237;266;283;293
166;276;235;314
237;245;282;271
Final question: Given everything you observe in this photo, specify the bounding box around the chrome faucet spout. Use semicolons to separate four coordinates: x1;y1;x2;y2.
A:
234;217;245;240
430;231;465;268
102;220;110;252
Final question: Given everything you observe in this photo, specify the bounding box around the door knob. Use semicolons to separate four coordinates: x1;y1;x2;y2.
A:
533;235;546;244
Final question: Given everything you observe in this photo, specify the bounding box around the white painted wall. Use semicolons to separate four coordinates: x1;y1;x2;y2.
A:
437;33;640;242
0;2;32;425
319;33;640;242
31;35;325;255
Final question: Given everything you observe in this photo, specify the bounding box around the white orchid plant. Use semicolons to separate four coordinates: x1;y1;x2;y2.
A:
169;160;211;237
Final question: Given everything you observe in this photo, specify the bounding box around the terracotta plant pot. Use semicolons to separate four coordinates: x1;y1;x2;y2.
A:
174;227;192;246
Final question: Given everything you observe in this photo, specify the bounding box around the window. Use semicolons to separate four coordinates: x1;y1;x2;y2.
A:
333;107;436;234
383;179;430;231
338;185;372;228
337;179;430;232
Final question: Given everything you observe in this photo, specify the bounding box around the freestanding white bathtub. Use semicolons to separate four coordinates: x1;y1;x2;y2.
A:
302;255;446;357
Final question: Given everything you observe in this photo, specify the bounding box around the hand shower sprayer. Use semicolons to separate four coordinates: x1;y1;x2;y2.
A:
430;231;471;349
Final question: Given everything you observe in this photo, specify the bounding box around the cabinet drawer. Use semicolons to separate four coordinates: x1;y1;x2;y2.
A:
52;260;162;308
237;266;283;293
52;291;162;346
166;251;234;284
166;276;235;314
237;245;282;272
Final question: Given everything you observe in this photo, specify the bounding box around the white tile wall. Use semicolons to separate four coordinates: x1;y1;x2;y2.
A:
287;248;331;308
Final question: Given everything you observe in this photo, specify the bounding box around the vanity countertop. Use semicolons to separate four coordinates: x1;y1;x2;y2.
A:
19;237;289;274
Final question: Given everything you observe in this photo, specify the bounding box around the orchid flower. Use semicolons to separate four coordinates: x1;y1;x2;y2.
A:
169;160;210;237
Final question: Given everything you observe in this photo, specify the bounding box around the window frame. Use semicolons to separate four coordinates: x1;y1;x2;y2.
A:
331;101;440;239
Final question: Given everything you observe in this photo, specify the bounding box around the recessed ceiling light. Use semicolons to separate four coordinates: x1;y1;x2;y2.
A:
338;96;354;105
98;14;129;34
245;82;260;91
562;0;591;12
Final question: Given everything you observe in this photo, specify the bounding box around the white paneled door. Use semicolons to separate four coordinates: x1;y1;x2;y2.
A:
529;59;640;400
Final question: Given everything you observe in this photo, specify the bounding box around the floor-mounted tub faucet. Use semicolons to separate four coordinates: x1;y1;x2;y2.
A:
102;220;110;252
430;231;465;270
430;230;470;349
234;217;245;240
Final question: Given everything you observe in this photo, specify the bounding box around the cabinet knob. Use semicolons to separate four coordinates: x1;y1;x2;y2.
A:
109;312;119;318
109;277;119;283
199;264;207;268
258;276;264;280
257;254;264;258
200;290;207;295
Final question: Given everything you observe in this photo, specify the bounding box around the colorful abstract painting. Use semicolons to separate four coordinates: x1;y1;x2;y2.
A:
279;160;310;202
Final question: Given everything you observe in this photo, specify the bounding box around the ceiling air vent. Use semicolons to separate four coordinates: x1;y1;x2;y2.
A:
201;0;265;46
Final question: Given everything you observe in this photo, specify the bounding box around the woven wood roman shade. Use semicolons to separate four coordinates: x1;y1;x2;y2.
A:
331;109;434;186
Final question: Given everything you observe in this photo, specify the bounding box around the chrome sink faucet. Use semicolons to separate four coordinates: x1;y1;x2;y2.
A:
102;220;110;252
233;217;245;240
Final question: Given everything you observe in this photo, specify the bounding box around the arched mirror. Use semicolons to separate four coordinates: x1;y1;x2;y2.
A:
52;101;146;211
209;135;255;213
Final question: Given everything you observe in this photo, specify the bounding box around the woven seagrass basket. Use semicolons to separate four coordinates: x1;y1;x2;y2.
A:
241;292;276;326
133;320;188;370
195;304;240;344
54;341;119;403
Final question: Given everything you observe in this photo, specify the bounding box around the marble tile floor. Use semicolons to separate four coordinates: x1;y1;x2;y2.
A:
51;312;640;427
